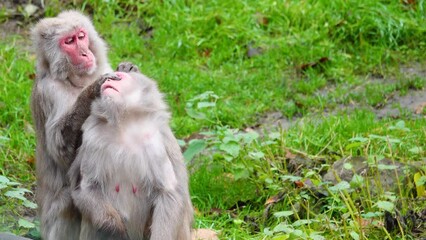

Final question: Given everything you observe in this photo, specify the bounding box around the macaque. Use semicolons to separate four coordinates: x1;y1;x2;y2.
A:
68;67;193;240
30;10;121;240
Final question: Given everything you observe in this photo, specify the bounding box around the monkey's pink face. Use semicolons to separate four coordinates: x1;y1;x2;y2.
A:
101;72;140;103
60;28;96;71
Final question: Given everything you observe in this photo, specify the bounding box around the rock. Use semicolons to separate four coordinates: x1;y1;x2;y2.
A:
192;228;219;240
0;233;32;240
323;156;420;192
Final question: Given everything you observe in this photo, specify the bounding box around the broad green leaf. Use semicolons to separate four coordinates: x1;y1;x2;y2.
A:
388;121;410;131
376;201;395;212
268;132;281;140
349;137;368;142
329;181;350;192
0;175;10;184
273;223;292;233
361;212;383;218
344;163;353;170
249;151;264;160
377;164;398;170
176;139;186;147
222;136;237;144
345;142;365;150
350;231;360;240
233;168;250;180
183;139;207;162
18;218;35;229
240;131;259;144
272;235;290;240
23;200;37;209
292;219;314;226
310;233;325;240
185;108;207;120
263;227;273;236
414;173;426;197
274;211;294;218
197;101;216;109
219;141;240;157
281;175;302;182
350;174;364;188
233;219;244;225
409;147;423;154
5;190;26;201
369;134;401;143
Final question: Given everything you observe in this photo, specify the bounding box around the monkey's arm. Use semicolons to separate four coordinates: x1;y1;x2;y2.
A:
72;179;128;238
45;73;120;168
150;128;193;240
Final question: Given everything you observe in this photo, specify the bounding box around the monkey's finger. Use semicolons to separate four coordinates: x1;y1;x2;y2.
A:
102;73;121;81
116;62;140;73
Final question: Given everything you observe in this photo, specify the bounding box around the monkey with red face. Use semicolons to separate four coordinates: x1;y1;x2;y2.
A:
69;66;193;240
31;10;123;240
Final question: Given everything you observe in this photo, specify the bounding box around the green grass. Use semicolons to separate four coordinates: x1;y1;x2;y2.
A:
0;0;425;239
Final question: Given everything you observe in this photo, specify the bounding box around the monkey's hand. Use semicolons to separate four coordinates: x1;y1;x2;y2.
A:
87;73;121;99
59;72;121;166
94;203;128;238
116;62;140;73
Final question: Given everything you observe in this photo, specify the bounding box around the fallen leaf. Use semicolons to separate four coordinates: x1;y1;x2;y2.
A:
298;57;330;72
414;102;426;114
264;193;284;205
294;180;304;188
255;12;269;27
27;156;35;165
285;149;296;160
192;229;219;240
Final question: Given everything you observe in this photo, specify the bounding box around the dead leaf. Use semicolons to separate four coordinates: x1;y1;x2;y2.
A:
285;149;296;160
294;180;304;188
192;229;219;240
255;12;269;27
27;156;35;165
264;192;284;205
414;102;426;114
401;0;416;6
298;57;330;72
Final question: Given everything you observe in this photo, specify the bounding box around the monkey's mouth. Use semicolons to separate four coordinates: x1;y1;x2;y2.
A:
101;83;119;93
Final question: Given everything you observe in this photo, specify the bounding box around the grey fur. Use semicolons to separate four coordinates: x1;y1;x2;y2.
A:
69;70;193;240
30;10;113;240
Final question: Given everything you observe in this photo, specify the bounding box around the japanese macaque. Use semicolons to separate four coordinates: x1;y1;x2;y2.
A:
30;10;119;240
68;67;193;240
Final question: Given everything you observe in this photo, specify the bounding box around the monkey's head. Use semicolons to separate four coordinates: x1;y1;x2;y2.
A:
32;10;110;85
98;72;168;118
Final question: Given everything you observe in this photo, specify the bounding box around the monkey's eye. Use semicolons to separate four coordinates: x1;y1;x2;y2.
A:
78;31;85;40
65;37;74;45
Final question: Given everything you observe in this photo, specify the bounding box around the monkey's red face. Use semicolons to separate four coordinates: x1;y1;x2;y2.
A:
101;72;140;103
60;28;96;72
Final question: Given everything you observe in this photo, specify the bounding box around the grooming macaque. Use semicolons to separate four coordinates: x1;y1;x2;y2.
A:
69;68;193;240
31;10;119;240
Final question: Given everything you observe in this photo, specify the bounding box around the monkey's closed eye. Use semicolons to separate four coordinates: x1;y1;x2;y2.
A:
78;31;85;40
65;37;74;44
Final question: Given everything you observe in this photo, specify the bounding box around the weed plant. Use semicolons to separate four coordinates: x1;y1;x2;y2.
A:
0;0;425;239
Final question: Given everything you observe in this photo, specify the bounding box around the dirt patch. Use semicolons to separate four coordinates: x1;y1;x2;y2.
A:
258;63;426;130
0;0;44;42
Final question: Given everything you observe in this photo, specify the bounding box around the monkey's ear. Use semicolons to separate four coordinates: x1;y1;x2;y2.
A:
33;18;63;40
